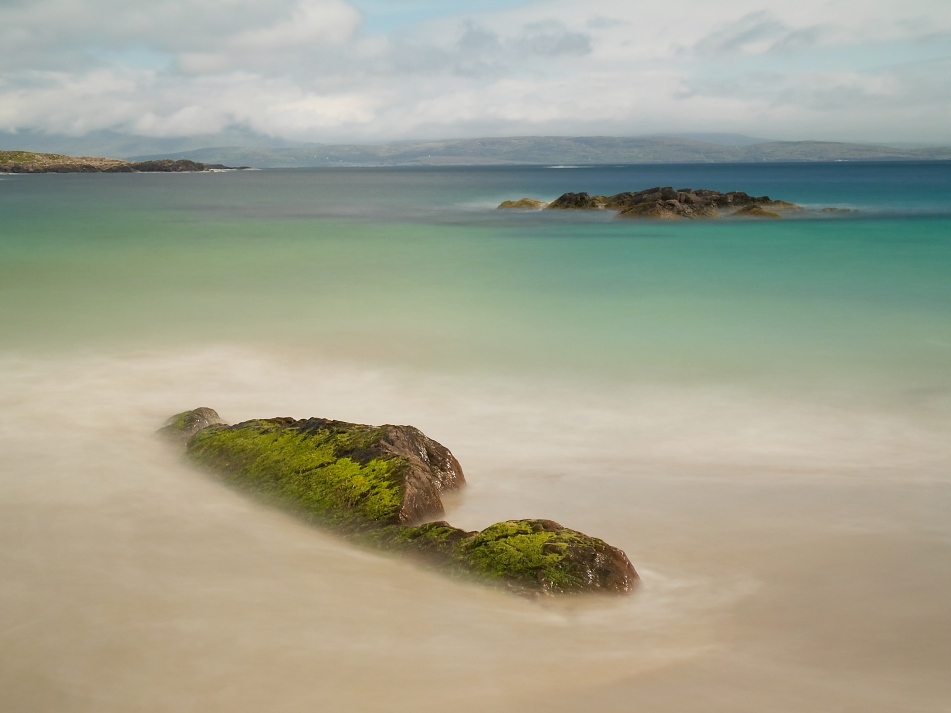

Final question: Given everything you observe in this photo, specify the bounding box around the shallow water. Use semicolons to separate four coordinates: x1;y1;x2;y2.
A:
1;164;950;712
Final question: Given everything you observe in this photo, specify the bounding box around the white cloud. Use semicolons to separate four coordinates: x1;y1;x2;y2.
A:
230;0;361;49
0;0;949;144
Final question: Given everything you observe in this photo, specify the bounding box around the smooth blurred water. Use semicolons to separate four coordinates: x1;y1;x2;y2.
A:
2;164;950;389
1;163;950;713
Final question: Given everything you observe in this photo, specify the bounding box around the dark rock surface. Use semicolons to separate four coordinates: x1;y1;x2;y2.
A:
507;186;806;219
548;192;604;210
161;407;638;595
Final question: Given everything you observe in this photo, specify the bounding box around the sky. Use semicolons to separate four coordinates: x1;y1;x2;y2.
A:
1;0;950;148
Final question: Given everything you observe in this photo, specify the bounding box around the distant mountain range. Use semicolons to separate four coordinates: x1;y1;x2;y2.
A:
131;136;951;168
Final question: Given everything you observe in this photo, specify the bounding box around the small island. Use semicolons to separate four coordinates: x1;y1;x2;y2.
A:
0;150;249;173
498;186;852;219
160;407;639;597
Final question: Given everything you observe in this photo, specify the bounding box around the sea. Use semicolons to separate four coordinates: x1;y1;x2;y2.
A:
1;162;949;712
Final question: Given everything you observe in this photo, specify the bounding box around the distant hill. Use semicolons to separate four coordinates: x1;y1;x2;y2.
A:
132;136;951;168
0;128;294;160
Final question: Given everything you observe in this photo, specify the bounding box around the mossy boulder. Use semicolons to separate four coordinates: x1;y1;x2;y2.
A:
162;408;638;596
460;519;637;594
367;519;638;595
183;414;465;526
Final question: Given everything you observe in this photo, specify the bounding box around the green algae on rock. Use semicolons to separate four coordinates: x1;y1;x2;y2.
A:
162;407;638;595
459;519;637;594
184;414;465;526
368;519;638;595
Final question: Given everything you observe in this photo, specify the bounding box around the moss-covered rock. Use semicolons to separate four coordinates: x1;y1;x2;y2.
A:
163;408;638;595
365;519;638;594
184;414;465;527
364;520;475;563
459;519;638;594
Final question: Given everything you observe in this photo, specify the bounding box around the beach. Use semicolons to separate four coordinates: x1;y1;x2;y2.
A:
1;163;950;711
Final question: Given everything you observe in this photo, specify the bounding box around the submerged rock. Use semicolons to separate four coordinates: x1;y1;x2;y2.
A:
162;407;638;595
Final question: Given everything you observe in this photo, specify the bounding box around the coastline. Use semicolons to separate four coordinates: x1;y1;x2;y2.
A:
0;150;249;173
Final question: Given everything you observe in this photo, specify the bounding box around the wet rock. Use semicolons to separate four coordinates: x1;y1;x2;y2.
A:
618;199;718;220
458;519;638;594
499;186;815;219
157;407;224;445
548;192;606;210
161;408;639;596
184;415;466;526
371;518;638;595
498;198;549;209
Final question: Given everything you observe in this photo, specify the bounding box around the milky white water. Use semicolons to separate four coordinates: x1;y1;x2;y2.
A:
1;165;950;711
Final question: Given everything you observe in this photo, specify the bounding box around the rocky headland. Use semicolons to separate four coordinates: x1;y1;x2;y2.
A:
498;186;840;219
0;150;249;173
159;408;638;596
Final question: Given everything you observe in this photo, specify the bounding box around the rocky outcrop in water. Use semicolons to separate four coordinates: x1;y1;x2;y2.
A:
501;186;807;219
0;151;248;173
160;408;638;595
548;192;605;210
498;198;548;209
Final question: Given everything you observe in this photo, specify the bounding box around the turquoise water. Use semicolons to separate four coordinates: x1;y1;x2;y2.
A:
2;164;950;713
2;164;950;394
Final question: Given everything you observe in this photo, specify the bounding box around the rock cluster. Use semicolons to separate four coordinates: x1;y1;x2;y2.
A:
160;408;638;596
499;186;806;219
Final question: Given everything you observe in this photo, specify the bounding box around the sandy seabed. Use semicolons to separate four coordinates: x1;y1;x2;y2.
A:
1;347;949;713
